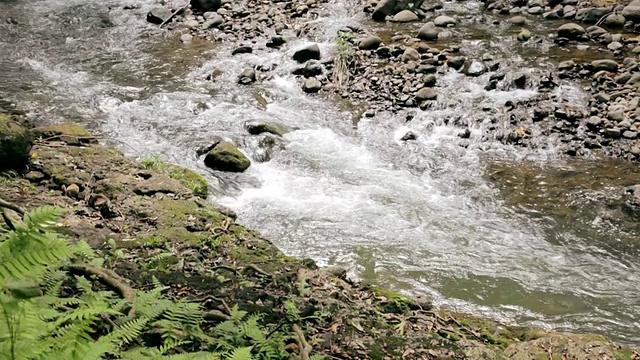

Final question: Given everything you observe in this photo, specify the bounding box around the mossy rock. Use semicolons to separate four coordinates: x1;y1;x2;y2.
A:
166;165;208;198
0;114;32;170
244;121;289;137
32;123;95;145
204;141;251;172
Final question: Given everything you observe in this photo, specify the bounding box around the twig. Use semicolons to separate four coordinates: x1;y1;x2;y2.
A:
595;11;612;27
293;324;312;360
160;2;190;28
0;197;26;215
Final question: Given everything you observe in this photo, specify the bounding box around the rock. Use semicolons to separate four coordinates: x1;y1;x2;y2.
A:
591;59;618;72
202;15;224;29
580;7;611;24
622;0;640;22
401;47;421;62
372;0;396;21
543;8;562;19
608;110;624;121
401;131;418;141
448;56;466;70
146;7;173;24
608;41;623;51
180;33;193;43
605;127;622;138
464;60;487;77
458;129;471;138
558;60;575;71
393;10;419;22
603;13;626;28
299;60;323;77
415;88;437;100
359;36;383;50
424;74;437;87
245;121;288;136
238;68;256;85
517;28;531;41
267;36;287;48
191;0;221;12
417;22;441;40
513;74;527;88
586;25;607;38
623;130;638;139
203;142;251;172
511;16;527;25
586;116;603;130
434;15;457;27
595;93;611;103
293;44;321;63
557;23;585;39
303;78;322;93
528;6;543;14
232;46;253;55
0;115;32;170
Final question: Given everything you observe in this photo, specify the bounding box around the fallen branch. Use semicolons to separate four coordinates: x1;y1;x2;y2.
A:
66;264;137;317
203;309;231;322
0;197;26;216
160;2;190;28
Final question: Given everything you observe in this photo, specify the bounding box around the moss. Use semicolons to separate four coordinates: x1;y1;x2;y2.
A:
166;165;208;198
32;123;90;137
0;114;32;170
204;142;251;172
615;348;635;360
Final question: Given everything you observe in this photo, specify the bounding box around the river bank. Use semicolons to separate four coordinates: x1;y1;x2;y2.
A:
1;107;638;358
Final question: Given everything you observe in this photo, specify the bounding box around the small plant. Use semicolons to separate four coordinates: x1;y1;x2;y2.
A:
334;32;356;88
141;154;168;171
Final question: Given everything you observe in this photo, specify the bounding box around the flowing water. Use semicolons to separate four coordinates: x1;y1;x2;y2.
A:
2;0;640;346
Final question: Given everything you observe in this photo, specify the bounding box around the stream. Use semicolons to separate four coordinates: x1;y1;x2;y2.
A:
1;0;640;346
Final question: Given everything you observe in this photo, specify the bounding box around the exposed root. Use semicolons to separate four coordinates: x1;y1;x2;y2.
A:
293;324;312;360
0;197;26;216
66;264;137;317
203;309;231;322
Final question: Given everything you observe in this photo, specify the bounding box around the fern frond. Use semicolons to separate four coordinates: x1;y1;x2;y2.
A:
22;206;62;230
228;346;253;360
0;241;73;283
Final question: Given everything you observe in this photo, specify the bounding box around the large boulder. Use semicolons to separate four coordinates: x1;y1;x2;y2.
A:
191;0;221;12
557;23;585;39
146;7;173;24
417;22;441;40
293;44;321;63
623;0;640;22
203;142;251;172
0;115;32;170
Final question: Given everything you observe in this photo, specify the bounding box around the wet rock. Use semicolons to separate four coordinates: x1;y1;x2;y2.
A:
424;74;437;87
517;28;531;41
298;60;323;77
608;41;623;51
591;59;618;72
303;78;322;93
605;127;622;138
202;15;224;29
557;23;585;39
417;22;441;40
434;15;456;27
513;74;527;88
464;60;487;77
359;36;383;50
266;36;287;48
458;129;471;138
528;6;543;14
586;25;607;38
622;0;640;22
0;115;32;170
253;133;285;162
203;141;251;172
558;60;575;71
510;15;527;25
586;116;603;130
146;7;173;24
191;0;221;12
580;7;611;24
400;47;420;63
393;10;419;22
603;13;626;28
401;131;418;141
448;56;466;70
238;68;256;85
180;33;193;43
232;46;253;55
372;0;396;21
293;44;321;63
245;121;288;136
415;87;437;100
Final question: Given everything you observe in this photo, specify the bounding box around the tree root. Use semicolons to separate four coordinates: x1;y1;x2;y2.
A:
203;309;231;322
0;197;26;231
293;324;312;360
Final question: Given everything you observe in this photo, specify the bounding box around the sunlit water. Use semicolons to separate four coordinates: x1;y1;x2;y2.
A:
1;0;639;345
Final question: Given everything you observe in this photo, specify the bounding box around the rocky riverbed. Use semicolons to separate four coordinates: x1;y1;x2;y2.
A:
139;0;640;169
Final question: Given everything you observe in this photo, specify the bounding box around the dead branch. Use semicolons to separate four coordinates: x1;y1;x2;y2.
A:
160;2;190;27
0;197;26;215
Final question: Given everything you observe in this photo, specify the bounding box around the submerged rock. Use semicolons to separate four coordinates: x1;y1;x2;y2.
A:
203;141;251;172
245;121;289;136
238;68;256;85
0;114;32;170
